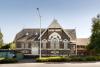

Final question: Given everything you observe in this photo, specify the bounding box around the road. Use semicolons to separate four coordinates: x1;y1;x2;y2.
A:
0;62;100;67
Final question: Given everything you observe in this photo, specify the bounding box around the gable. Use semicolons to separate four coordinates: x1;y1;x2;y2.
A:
15;20;77;42
40;19;72;40
48;19;62;28
64;29;76;41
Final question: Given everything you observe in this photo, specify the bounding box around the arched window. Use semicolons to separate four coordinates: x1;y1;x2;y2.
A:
49;32;61;39
63;39;69;49
49;32;61;49
42;39;47;49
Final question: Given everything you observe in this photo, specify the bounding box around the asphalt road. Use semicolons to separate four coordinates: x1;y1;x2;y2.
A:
0;62;100;67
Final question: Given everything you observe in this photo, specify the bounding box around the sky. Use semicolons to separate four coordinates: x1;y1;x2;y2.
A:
0;0;100;43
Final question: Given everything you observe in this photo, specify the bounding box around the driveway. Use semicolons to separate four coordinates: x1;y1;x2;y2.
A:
0;62;100;67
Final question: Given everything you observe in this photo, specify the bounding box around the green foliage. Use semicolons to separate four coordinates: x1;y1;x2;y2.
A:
36;56;67;62
1;43;10;49
10;42;16;50
36;56;100;62
0;58;17;63
87;15;100;55
0;42;16;49
0;57;5;60
0;31;3;48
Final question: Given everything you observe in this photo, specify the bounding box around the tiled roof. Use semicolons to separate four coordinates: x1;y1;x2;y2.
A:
15;19;77;41
64;29;76;41
15;28;45;41
76;38;89;46
15;28;76;41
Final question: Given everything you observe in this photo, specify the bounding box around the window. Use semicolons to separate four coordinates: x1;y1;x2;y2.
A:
63;39;69;49
16;42;22;48
77;45;85;48
46;43;50;48
42;39;47;49
28;43;31;48
49;32;61;49
50;37;59;49
41;43;43;48
26;32;29;35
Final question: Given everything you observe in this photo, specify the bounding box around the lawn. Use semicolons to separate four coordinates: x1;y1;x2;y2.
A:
0;57;5;60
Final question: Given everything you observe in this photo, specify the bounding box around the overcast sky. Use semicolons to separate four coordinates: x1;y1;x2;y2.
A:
0;0;100;43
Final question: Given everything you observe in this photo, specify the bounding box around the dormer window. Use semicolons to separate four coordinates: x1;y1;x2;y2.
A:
26;32;29;35
35;32;38;35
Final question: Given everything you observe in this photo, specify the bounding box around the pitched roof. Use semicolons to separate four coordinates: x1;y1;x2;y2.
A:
15;28;45;41
76;38;89;46
64;29;76;41
40;19;72;40
15;28;77;41
15;19;76;41
48;19;62;28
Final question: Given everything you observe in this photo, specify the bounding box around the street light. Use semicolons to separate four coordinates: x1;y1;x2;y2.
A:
37;8;42;58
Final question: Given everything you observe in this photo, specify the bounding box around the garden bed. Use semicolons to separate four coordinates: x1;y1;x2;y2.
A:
0;58;18;63
36;56;100;62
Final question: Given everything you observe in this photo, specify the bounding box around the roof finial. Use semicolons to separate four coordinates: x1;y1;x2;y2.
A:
53;16;57;22
48;19;62;28
53;18;58;23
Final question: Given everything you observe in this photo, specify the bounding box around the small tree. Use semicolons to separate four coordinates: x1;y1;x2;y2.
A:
87;14;100;55
1;43;10;49
0;30;3;48
10;42;16;50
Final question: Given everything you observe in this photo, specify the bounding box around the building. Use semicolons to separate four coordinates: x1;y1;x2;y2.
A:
76;38;89;55
0;29;3;48
14;19;89;56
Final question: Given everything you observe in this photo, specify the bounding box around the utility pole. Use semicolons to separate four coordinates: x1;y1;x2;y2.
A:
37;8;42;58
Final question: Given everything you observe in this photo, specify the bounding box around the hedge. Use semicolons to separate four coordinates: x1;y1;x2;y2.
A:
36;56;67;62
0;58;18;63
36;56;100;62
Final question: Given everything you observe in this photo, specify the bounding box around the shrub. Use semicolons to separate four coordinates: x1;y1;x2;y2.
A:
0;58;18;63
36;56;67;62
36;56;100;62
85;56;97;61
94;56;100;61
70;57;80;61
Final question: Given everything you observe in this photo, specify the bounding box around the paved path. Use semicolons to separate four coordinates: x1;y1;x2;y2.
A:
0;62;100;67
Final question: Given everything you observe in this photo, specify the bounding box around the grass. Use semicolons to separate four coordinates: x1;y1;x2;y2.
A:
0;58;18;63
0;57;5;60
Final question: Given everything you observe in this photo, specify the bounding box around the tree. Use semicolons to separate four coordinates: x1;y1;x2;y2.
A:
0;30;3;48
1;42;16;49
10;42;16;50
1;43;10;49
87;14;100;55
